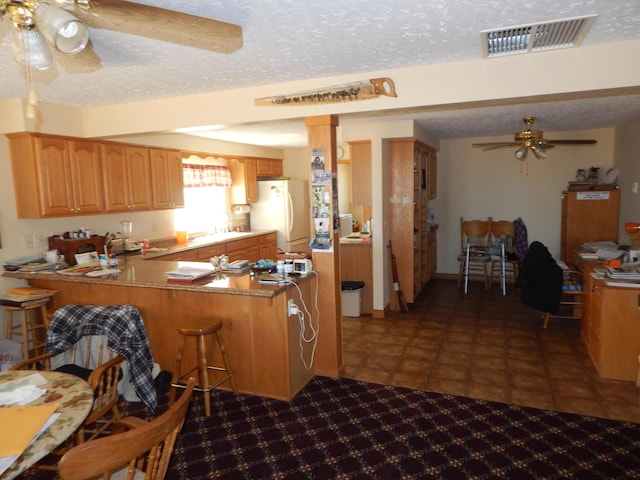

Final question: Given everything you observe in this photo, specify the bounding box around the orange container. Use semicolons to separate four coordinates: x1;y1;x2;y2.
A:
176;231;188;244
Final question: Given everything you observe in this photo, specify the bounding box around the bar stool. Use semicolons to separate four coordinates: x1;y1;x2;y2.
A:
169;321;236;415
3;298;50;360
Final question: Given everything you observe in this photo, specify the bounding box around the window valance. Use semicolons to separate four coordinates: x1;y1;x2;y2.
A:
183;164;232;188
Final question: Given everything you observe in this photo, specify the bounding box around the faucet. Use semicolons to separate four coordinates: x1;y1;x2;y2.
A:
215;212;231;233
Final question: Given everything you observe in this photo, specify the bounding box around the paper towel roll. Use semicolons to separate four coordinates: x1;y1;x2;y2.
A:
234;205;251;214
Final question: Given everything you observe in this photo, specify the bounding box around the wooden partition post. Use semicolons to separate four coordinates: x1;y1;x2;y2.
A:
305;115;343;378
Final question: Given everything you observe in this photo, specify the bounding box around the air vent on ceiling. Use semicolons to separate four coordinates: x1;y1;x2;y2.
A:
481;15;596;58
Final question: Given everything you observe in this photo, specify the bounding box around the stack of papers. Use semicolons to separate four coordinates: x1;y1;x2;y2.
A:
0;373;60;475
606;265;640;281
0;288;57;307
57;262;104;276
0;405;60;473
166;266;215;283
222;259;250;271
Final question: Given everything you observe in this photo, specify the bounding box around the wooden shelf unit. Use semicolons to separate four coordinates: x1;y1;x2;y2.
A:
561;188;619;261
388;139;437;303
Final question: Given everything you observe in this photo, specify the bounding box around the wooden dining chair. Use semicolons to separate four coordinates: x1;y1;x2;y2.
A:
457;217;492;292
10;334;125;444
58;378;196;480
542;268;583;328
488;219;519;291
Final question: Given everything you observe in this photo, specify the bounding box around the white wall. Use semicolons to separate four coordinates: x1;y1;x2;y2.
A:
614;117;640;243
436;127;615;275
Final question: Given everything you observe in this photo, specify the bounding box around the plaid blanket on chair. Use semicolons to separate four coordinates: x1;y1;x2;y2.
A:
46;304;157;411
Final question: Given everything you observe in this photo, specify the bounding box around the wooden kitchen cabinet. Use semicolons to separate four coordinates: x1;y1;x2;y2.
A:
581;266;640;381
197;243;227;261
229;158;258;204
8;133;104;218
150;148;185;209
427;147;437;199
425;228;437;282
340;243;373;314
154;249;200;261
561;188;619;261
349;140;371;207
226;236;259;262
102;143;153;212
256;158;283;178
388;139;437;303
259;232;278;259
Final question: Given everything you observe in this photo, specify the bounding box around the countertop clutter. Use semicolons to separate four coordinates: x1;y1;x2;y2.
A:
3;229;317;402
339;232;372;244
3;230;297;298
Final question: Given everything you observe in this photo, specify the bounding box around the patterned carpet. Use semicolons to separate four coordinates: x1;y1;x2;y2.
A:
115;375;640;479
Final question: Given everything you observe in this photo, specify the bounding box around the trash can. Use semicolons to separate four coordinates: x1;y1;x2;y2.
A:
341;281;365;317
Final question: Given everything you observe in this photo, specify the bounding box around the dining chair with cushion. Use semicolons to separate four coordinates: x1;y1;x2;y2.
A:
457;217;492;293
58;377;195;480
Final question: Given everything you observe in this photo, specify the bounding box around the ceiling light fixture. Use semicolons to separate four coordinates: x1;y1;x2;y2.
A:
2;0;89;117
514;146;527;161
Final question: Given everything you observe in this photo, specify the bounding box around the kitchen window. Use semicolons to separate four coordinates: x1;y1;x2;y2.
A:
177;163;232;235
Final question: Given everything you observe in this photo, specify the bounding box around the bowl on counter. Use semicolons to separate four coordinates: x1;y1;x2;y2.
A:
625;222;640;237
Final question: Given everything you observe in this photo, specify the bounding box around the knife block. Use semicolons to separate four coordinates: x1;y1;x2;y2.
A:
48;235;105;265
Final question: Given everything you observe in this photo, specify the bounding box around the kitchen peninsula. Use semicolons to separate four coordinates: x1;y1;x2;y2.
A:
4;232;316;401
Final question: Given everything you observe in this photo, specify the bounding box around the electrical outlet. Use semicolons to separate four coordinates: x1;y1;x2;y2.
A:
23;234;35;249
34;234;45;248
288;299;297;316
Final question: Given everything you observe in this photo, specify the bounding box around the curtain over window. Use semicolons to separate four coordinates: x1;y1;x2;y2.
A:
183;164;232;188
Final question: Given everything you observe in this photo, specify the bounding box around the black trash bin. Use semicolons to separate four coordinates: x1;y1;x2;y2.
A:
341;281;365;317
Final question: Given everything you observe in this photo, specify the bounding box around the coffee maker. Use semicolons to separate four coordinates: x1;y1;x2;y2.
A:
121;221;142;251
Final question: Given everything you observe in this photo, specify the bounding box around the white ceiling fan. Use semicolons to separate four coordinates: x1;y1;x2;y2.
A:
472;116;597;160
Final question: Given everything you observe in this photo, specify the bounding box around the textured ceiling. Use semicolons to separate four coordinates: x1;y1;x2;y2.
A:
1;0;640;146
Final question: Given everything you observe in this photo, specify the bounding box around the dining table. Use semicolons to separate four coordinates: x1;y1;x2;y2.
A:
0;370;93;480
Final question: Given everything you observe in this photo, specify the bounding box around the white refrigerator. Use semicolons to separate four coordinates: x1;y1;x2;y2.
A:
249;179;310;252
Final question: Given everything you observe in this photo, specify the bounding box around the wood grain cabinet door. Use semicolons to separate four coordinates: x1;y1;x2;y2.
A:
34;136;75;216
68;140;104;215
150;148;185;209
101;142;130;212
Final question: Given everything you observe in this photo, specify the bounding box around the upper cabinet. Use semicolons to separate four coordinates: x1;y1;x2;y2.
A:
229;158;258;204
8;133;104;218
102;143;153;212
256;158;283;178
348;141;372;206
8;133;281;218
150;148;185;209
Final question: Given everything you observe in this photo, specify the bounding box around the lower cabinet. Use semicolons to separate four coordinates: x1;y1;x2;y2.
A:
225;237;259;263
153;249;199;262
339;243;373;314
151;233;273;265
258;233;277;260
197;244;227;261
582;270;640;381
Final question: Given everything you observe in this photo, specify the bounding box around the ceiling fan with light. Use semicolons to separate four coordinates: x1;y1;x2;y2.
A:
1;0;243;71
472;117;597;160
1;0;242;116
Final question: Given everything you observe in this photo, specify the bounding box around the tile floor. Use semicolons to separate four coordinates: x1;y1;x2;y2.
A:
342;278;640;424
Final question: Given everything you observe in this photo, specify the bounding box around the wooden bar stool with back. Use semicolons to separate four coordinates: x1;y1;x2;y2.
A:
169;320;237;416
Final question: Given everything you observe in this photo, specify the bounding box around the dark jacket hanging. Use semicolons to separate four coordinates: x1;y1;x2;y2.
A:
516;241;563;314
